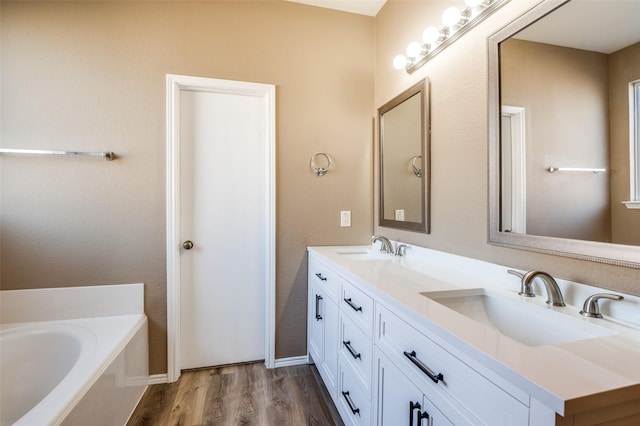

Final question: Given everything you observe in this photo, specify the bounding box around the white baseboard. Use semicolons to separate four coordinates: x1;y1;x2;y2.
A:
148;374;168;385
147;357;308;384
273;355;309;368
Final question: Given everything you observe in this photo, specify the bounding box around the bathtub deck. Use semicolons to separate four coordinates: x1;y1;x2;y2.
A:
127;362;343;426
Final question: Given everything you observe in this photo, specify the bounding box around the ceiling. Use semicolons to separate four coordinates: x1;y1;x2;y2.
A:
286;0;387;16
514;0;640;54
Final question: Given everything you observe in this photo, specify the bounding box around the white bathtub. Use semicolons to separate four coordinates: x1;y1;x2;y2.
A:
0;285;148;426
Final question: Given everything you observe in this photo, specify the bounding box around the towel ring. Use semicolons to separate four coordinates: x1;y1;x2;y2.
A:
411;155;423;177
310;152;333;176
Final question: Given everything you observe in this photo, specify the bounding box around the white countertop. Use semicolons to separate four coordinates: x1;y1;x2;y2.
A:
308;244;640;416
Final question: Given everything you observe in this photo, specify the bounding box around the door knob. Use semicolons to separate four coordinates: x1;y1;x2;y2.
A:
183;240;194;250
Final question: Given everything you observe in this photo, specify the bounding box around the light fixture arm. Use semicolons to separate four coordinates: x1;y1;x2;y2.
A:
397;0;511;74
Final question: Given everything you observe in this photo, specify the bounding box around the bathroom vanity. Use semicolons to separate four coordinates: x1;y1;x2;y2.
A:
307;244;640;425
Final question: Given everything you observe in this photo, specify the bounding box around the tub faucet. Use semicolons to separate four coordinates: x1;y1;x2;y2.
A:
507;269;566;307
372;235;393;254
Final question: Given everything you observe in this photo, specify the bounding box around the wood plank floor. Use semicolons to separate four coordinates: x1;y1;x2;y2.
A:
127;362;344;426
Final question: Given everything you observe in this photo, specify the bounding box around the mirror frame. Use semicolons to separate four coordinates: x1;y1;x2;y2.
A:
378;79;430;233
488;0;640;269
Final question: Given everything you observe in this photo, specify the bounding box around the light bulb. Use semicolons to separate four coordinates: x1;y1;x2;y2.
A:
406;41;423;58
442;6;462;27
393;55;408;70
422;26;441;45
464;0;484;7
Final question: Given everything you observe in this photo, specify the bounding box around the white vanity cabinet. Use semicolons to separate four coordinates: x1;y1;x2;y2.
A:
307;256;341;396
376;349;456;426
308;246;640;426
337;279;375;426
308;252;529;426
375;304;529;425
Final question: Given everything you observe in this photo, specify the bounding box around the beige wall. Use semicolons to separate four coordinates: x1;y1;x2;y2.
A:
609;42;640;244
374;0;639;296
501;39;611;242
0;1;374;375
3;0;639;378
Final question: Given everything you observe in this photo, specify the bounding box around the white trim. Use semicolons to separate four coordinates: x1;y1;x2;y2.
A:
274;356;310;368
166;74;276;383
622;201;640;209
629;80;640;203
148;374;169;385
501;106;527;234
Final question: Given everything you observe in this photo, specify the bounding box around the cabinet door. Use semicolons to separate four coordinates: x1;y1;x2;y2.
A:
321;296;339;396
377;351;454;426
308;282;324;365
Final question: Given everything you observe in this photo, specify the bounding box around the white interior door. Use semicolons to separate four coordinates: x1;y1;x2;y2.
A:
178;87;267;370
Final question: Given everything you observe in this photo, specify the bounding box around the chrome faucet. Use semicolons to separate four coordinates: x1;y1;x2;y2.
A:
371;235;393;254
507;270;566;307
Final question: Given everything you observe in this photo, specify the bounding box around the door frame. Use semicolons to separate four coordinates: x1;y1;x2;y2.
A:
501;105;526;234
165;74;276;382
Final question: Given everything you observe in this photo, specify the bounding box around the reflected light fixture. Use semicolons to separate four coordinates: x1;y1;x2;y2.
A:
393;0;511;73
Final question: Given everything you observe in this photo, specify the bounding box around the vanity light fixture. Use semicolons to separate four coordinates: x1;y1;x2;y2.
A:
393;0;510;74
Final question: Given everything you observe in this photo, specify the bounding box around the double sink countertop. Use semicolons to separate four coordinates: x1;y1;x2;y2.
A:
308;244;640;416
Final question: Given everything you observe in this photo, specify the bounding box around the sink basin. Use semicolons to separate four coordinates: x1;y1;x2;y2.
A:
421;288;616;346
332;248;393;261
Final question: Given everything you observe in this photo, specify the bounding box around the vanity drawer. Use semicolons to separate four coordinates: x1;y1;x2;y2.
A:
309;256;342;303
340;313;373;393
338;362;372;426
375;304;528;425
341;280;374;336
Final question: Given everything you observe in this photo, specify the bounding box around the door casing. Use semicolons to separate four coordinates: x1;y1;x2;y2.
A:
165;74;276;382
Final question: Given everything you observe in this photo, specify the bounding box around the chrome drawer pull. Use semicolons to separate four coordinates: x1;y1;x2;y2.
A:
315;273;327;281
404;350;444;384
341;391;360;415
315;294;323;321
342;340;361;360
344;297;363;312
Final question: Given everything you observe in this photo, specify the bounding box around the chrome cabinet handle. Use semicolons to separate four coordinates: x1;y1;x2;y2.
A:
182;240;194;250
342;340;361;360
404;350;444;384
344;298;363;312
315;294;323;321
341;391;360;415
315;273;327;281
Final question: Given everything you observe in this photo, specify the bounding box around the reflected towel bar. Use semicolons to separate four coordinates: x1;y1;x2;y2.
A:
547;167;605;174
0;148;115;161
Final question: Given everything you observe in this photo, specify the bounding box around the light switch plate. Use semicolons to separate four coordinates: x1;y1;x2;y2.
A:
395;209;405;221
340;210;351;227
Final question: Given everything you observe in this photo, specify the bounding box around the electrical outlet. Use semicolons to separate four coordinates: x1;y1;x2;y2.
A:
395;209;405;221
340;210;351;227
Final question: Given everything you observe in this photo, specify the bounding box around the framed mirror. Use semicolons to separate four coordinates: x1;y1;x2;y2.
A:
378;79;430;233
488;0;640;268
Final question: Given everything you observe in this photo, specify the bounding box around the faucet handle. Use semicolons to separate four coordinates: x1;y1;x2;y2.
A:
507;269;524;279
507;270;535;298
395;244;408;256
579;293;624;318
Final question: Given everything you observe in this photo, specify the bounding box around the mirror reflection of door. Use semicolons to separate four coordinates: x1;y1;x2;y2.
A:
501;106;526;234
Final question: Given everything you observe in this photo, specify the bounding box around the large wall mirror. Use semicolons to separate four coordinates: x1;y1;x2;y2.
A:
378;79;430;233
489;0;640;268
